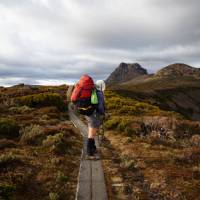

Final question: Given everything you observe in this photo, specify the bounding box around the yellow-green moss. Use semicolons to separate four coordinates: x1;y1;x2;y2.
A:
105;90;168;117
15;92;66;111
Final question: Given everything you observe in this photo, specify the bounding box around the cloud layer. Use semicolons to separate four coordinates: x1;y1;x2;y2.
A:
0;0;200;86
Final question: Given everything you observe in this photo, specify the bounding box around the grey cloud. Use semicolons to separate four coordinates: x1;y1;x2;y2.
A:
0;0;200;86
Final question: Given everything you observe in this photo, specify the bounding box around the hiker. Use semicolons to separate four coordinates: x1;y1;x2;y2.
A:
70;75;105;158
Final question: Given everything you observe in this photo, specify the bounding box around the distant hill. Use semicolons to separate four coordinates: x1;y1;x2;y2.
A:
156;63;200;78
105;62;147;86
107;62;200;120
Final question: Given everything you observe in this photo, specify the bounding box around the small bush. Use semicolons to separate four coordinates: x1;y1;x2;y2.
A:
148;137;170;146
104;117;135;136
190;135;200;147
0;139;16;150
0;183;15;200
37;106;59;114
43;132;70;154
0;118;20;139
9;106;32;114
0;152;22;169
120;154;137;171
175;122;200;139
49;192;59;200
117;119;131;132
124;126;133;137
15;92;66;111
104;118;120;130
56;171;69;183
20;124;44;145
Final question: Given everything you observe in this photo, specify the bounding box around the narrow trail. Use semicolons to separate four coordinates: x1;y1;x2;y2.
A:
68;104;108;200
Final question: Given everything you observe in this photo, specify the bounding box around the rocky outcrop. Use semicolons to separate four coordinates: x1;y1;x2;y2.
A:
106;63;147;85
156;63;200;79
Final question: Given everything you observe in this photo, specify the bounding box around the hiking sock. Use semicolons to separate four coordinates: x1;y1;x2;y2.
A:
87;138;94;156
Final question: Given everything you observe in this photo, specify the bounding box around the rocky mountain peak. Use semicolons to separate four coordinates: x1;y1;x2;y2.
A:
156;63;200;78
106;62;148;85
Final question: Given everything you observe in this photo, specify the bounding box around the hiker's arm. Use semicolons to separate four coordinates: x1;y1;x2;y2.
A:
103;94;106;115
98;91;106;116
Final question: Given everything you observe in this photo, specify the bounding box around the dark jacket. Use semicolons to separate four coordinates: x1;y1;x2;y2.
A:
96;90;105;115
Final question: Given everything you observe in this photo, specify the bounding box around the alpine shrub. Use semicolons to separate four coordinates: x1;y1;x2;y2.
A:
0;152;22;169
0;118;20;139
43;132;70;154
49;192;59;200
15;92;66;111
0;183;15;200
20;124;44;145
9;106;32;114
104;118;120;130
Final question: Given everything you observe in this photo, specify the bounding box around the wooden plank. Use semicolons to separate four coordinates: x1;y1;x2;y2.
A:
76;159;92;200
82;136;88;157
91;161;108;200
68;104;88;137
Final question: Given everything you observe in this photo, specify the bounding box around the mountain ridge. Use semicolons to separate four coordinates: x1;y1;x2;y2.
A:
155;63;200;78
106;62;200;86
106;62;200;120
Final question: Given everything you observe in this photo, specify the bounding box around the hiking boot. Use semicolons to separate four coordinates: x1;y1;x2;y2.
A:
91;138;98;154
87;138;94;156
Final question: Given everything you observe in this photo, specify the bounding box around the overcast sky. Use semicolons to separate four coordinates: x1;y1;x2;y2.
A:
0;0;200;86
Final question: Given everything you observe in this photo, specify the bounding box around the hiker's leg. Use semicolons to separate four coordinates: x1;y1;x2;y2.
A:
88;127;98;138
85;113;100;138
85;113;100;156
87;127;98;156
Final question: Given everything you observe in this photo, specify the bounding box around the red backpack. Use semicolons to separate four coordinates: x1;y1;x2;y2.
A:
71;75;95;115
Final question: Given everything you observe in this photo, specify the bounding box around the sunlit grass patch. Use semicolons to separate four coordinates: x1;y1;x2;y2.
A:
105;90;174;117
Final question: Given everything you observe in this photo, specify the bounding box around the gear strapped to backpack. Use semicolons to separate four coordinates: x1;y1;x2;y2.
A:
71;75;98;116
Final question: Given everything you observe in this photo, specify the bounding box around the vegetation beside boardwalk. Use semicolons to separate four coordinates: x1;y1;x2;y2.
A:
0;84;82;200
15;92;66;111
1;84;200;200
102;90;200;200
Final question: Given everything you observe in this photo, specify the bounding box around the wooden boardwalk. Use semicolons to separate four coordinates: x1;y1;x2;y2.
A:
68;104;108;200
